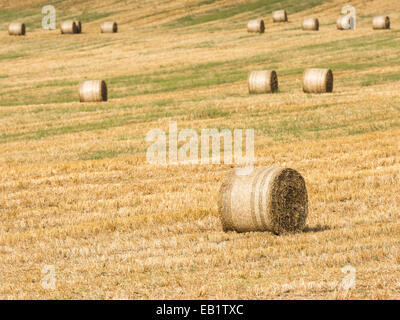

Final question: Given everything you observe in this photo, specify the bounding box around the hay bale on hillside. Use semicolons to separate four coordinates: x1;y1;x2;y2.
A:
336;16;352;30
247;19;265;33
74;20;82;33
101;22;118;33
372;16;390;29
79;80;108;102
272;10;288;22
8;22;26;36
303;68;333;93
248;70;278;94
302;18;319;31
61;21;78;34
218;167;308;234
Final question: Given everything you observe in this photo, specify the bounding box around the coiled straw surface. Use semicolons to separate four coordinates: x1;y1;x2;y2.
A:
247;19;265;33
302;68;333;93
336;16;352;30
61;21;78;34
248;70;278;94
302;18;319;31
218;167;308;234
74;21;82;33
273;10;287;22
79;80;108;102
372;16;390;29
101;22;118;33
8;22;25;36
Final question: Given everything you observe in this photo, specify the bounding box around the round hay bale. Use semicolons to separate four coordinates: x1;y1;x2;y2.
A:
247;19;265;33
336;16;352;30
272;10;288;22
248;70;278;94
61;21;78;34
74;20;82;33
101;22;118;33
8;22;26;36
372;16;390;30
218;167;308;234
302;18;319;31
302;68;333;94
79;80;108;102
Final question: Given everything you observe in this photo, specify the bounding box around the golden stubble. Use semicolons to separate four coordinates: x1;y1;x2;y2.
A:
0;0;399;299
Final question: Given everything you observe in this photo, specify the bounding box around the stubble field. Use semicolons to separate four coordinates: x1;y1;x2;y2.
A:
0;0;400;299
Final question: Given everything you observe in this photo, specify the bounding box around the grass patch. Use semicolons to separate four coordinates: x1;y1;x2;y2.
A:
0;107;179;143
35;80;79;89
187;107;231;120
0;116;135;144
108;52;283;97
74;11;111;22
185;0;220;9
108;58;247;97
360;73;400;86
193;41;216;48
299;33;399;53
78;148;141;160
0;8;39;28
252;103;400;142
55;8;112;24
0;53;27;61
168;0;328;27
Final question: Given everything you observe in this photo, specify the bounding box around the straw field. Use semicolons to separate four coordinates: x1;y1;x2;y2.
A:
0;0;400;299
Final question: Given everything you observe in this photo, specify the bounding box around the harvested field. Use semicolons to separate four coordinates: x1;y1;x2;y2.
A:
0;0;400;299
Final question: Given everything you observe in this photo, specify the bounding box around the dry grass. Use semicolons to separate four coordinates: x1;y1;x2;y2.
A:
0;0;400;299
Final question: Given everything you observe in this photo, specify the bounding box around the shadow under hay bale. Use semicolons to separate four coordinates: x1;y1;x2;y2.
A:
101;22;118;33
79;80;108;102
8;22;25;36
248;70;278;94
247;19;265;33
218;167;308;234
302;18;319;31
61;21;78;34
302;68;333;93
373;16;390;29
273;10;288;23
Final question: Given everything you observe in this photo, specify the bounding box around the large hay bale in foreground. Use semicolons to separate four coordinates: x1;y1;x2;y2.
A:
8;22;26;36
372;16;390;29
302;18;319;31
336;16;352;30
218;167;308;234
247;19;265;33
79;80;108;102
101;22;118;33
74;20;82;33
272;10;288;22
248;70;278;94
302;68;333;93
61;21;78;34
